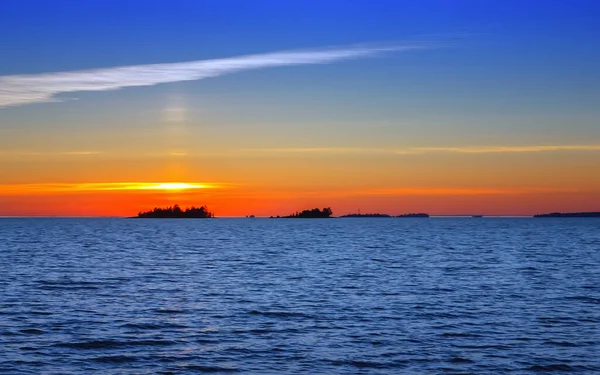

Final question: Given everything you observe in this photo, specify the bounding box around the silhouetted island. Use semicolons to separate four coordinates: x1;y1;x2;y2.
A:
396;213;429;218
533;212;600;218
275;207;333;218
135;204;214;218
340;213;391;218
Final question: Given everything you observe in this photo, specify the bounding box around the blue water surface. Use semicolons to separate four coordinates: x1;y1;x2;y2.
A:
1;218;599;374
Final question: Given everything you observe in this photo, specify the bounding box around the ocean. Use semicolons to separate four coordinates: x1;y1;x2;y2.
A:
1;218;599;374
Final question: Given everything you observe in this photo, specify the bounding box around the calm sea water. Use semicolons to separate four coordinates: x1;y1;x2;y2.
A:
1;218;599;374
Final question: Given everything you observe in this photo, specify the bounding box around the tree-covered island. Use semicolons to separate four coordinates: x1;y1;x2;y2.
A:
132;205;431;219
135;204;214;218
397;213;429;218
272;207;333;218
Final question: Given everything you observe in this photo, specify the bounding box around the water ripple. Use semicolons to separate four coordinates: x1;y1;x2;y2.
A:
1;217;599;374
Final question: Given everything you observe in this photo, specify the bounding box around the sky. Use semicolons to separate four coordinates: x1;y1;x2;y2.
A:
1;0;599;216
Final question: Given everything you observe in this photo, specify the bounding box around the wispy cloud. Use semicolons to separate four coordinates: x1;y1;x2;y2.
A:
0;151;101;157
244;144;600;156
0;182;579;198
244;147;395;155
412;145;600;153
0;182;226;195
363;187;582;196
0;43;431;108
4;144;599;159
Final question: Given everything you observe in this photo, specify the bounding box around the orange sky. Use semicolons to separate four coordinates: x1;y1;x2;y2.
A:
0;186;598;217
1;148;599;216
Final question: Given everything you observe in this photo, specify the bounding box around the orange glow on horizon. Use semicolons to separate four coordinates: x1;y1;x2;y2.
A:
0;182;598;217
0;182;224;195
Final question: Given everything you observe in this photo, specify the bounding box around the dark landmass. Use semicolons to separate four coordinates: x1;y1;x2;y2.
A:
533;212;600;218
275;207;333;218
340;213;391;218
396;213;430;218
135;204;214;218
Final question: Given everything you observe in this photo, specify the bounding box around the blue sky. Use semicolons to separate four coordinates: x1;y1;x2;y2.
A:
1;0;600;217
2;1;599;130
2;1;599;71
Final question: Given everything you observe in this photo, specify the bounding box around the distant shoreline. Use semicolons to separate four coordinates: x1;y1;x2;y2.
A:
2;215;600;219
533;212;600;218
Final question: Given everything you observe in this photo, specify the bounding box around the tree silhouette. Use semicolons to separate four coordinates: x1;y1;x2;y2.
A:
136;205;214;218
282;207;333;218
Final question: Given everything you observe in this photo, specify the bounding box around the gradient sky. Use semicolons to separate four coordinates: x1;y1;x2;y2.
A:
1;0;600;216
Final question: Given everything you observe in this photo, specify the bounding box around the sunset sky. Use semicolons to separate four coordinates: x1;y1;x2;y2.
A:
1;0;599;216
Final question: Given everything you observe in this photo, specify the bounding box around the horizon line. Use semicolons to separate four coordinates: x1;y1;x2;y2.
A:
0;213;591;219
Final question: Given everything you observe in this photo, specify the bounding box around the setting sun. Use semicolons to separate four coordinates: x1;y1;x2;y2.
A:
137;183;209;191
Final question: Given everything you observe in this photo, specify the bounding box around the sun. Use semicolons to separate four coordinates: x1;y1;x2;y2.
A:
138;183;207;191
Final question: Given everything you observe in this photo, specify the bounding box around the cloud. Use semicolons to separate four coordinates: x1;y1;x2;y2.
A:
0;182;226;195
4;144;599;160
0;43;431;108
363;187;582;196
244;147;393;155
412;145;600;153
0;182;580;198
244;144;600;156
0;150;101;157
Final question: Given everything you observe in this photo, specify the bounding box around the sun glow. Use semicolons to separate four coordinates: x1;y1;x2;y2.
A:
0;182;220;195
138;183;205;191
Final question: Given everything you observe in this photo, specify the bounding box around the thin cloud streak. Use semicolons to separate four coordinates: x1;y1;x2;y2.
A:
245;144;600;156
0;43;431;108
0;182;227;195
0;151;102;157
4;144;599;159
0;182;581;198
364;187;583;196
414;145;600;153
244;147;395;155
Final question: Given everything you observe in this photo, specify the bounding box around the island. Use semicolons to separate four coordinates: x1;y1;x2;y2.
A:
277;207;333;218
533;212;600;218
135;204;214;218
340;213;391;218
397;213;429;218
